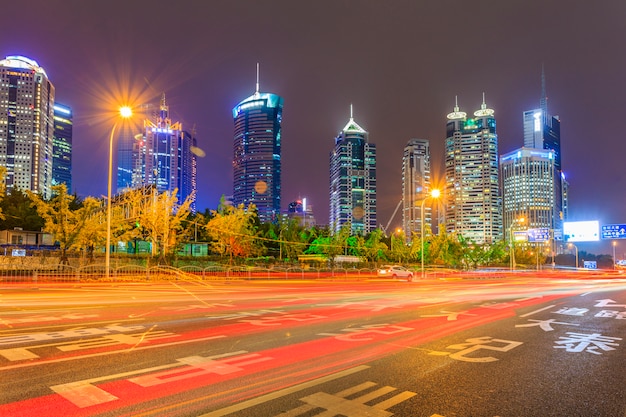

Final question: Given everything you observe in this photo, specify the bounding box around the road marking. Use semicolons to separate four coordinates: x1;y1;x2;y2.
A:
277;380;416;416
519;305;556;317
198;365;370;417
51;350;251;407
0;334;226;371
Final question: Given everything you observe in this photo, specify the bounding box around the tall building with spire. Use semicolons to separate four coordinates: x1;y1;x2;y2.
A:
232;65;284;223
519;68;566;240
329;106;377;235
402;138;433;241
52;103;73;191
118;94;197;210
444;95;501;244
0;55;55;199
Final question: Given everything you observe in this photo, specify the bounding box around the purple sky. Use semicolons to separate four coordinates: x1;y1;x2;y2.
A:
2;1;625;255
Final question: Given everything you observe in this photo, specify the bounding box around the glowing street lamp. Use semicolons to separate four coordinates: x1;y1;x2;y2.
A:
105;106;132;280
421;188;441;279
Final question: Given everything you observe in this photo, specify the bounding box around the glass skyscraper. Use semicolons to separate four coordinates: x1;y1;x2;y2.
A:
521;69;566;239
52;103;72;191
402;138;432;241
232;75;283;223
118;94;197;210
0;55;55;199
329;108;377;235
444;96;501;245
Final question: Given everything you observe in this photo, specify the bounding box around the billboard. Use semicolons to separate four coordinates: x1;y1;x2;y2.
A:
563;221;600;242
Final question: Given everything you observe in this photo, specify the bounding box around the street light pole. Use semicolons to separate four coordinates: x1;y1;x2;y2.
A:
568;243;578;269
613;241;617;270
421;189;440;279
105;107;132;280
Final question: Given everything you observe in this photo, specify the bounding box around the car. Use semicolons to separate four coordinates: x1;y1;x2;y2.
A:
377;265;414;281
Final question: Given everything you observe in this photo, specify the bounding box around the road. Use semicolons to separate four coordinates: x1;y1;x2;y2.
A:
1;274;625;416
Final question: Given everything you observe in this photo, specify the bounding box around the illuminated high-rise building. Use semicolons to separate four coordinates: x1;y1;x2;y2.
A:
329;107;377;235
521;68;566;239
232;66;283;223
0;55;55;198
118;94;197;211
444;95;501;244
402;139;433;241
52;103;72;191
500;148;555;242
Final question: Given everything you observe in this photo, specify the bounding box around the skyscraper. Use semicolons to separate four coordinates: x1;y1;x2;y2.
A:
521;69;566;239
500;148;555;242
444;96;501;245
329;107;377;235
0;55;55;199
118;94;197;210
402;139;433;241
52;103;72;191
232;67;283;223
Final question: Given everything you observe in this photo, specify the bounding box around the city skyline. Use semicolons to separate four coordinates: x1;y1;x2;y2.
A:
2;1;625;255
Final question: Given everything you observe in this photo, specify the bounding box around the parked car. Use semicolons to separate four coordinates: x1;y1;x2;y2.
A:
376;265;413;280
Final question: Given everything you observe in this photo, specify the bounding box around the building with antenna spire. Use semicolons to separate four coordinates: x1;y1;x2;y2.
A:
117;93;197;211
504;67;567;244
444;95;502;244
232;64;284;222
329;105;377;235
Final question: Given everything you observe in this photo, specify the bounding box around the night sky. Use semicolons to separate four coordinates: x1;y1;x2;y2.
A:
2;1;625;255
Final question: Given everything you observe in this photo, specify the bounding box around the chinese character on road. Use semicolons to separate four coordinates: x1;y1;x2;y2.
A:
516;318;579;332
554;332;622;355
429;336;523;362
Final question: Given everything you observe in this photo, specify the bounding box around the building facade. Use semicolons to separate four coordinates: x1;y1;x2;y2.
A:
500;148;555;242
329;109;377;235
0;55;55;199
402;138;433;241
232;76;283;223
521;70;566;240
118;94;197;211
444;96;502;244
52;103;72;191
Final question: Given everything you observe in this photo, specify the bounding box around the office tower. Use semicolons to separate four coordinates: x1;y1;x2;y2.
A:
284;197;316;227
232;66;283;223
0;55;55;199
500;148;555;242
119;94;197;210
52;103;72;191
521;69;565;239
329;107;377;235
402;139;432;241
444;95;501;245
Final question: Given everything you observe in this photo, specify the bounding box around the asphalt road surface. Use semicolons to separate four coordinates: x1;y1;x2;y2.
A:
1;274;625;416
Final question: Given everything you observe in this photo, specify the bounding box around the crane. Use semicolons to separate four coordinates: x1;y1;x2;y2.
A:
381;200;403;235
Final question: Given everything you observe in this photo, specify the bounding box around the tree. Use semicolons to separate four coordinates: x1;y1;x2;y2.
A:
28;184;96;265
0;189;44;231
118;187;194;264
205;199;264;263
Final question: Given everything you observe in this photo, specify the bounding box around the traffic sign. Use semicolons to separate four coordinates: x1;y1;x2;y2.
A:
527;228;550;242
601;224;626;239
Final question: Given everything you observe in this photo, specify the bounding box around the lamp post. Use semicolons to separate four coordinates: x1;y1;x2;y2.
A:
509;217;525;271
421;189;441;279
568;243;578;269
105;106;132;280
613;241;617;270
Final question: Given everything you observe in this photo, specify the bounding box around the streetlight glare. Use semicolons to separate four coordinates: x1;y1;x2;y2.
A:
431;189;441;198
119;106;132;118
